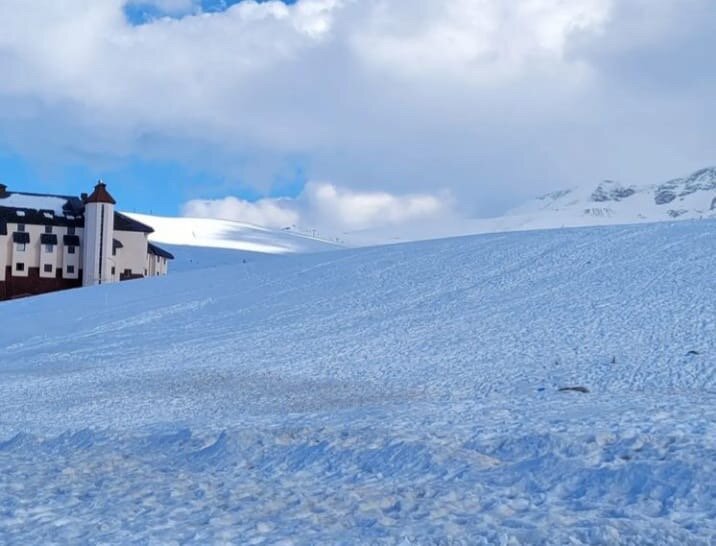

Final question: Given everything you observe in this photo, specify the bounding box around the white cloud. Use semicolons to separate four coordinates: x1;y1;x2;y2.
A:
183;195;300;228
0;0;713;214
302;182;451;230
350;0;611;82
182;182;453;231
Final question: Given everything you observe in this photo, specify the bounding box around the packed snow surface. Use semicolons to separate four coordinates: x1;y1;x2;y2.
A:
1;220;715;544
124;212;342;254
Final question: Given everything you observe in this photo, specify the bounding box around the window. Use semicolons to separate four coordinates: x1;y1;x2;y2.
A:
44;225;53;234
17;223;25;232
67;226;76;235
43;264;53;273
67;265;75;274
68;245;76;254
15;263;24;272
45;244;53;253
16;243;26;252
111;266;116;276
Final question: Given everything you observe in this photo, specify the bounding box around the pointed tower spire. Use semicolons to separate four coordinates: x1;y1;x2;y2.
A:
85;180;116;205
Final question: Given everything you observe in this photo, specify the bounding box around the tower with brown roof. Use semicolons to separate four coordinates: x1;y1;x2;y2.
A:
82;181;116;286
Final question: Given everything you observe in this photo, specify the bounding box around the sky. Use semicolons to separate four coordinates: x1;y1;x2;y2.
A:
0;0;713;232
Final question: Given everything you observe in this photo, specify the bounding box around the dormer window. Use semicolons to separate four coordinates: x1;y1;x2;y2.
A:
67;226;76;235
44;225;53;234
17;223;25;232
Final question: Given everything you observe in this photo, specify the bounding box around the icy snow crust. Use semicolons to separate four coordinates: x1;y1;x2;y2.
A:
1;220;715;544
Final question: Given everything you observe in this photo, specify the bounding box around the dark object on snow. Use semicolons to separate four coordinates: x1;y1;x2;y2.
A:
558;386;590;394
686;350;701;356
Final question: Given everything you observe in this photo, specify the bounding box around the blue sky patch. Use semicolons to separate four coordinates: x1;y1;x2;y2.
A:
124;0;297;25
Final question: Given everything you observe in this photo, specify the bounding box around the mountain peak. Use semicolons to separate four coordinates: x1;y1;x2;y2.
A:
590;180;637;203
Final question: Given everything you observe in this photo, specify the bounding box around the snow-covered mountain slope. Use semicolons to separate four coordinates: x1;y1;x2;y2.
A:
1;220;715;544
343;167;716;246
123;168;716;251
124;212;343;254
507;166;716;228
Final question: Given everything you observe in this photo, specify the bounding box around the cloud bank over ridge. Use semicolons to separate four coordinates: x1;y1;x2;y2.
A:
183;182;453;232
0;0;713;227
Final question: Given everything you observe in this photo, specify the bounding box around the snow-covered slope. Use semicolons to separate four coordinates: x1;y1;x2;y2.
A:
124;212;342;254
1;220;715;544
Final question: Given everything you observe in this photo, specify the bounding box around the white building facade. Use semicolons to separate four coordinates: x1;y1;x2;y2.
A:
0;181;173;300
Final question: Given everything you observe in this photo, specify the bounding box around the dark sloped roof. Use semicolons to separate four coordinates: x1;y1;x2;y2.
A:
0;197;83;228
0;219;6;235
0;188;154;234
148;242;174;260
40;233;58;245
114;212;154;233
1;207;73;227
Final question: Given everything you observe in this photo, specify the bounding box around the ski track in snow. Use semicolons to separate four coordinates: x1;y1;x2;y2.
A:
0;220;715;544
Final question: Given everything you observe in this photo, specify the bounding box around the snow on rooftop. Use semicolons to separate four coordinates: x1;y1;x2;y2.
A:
0;193;67;215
